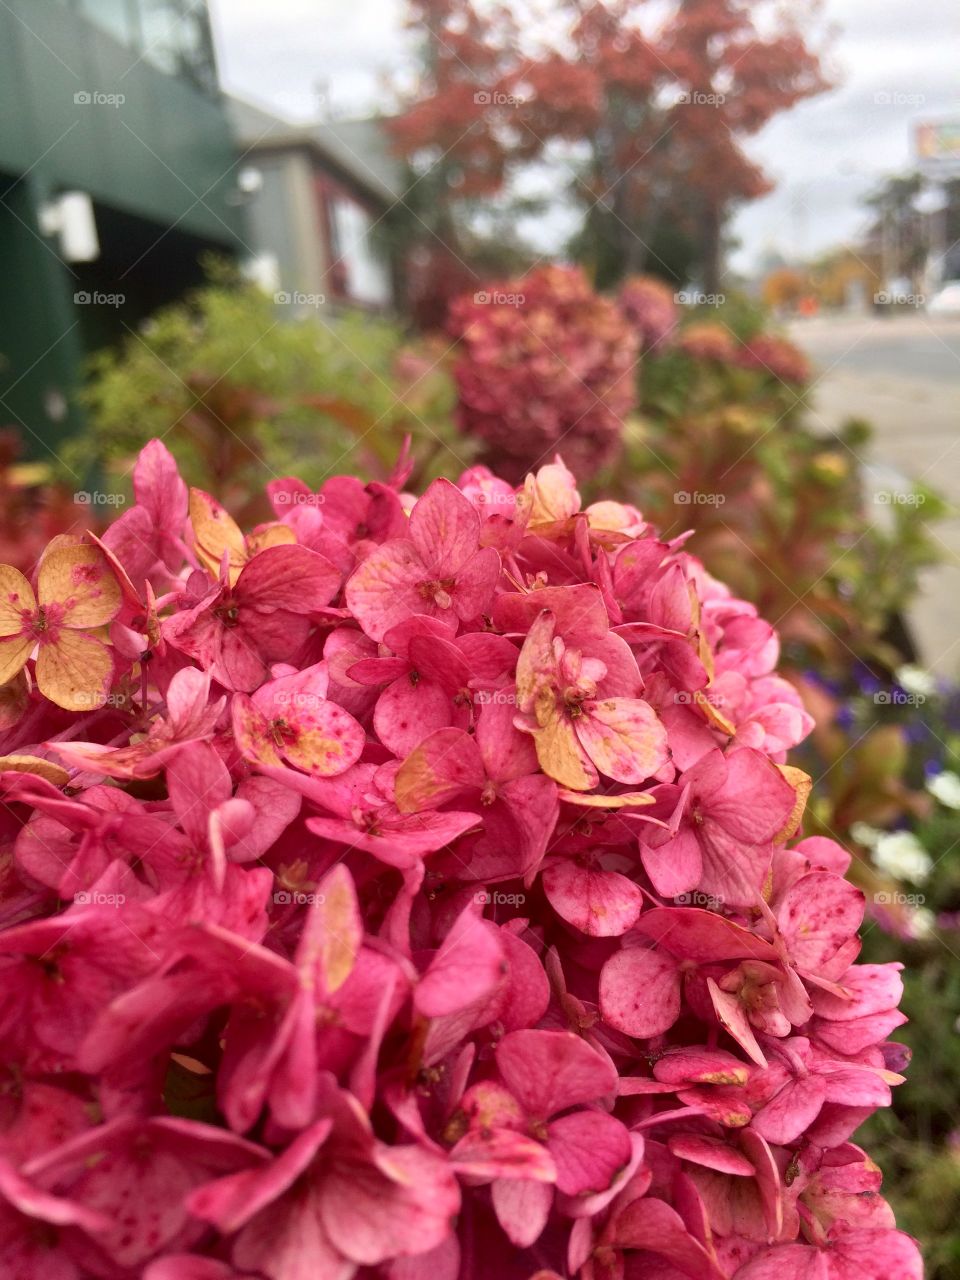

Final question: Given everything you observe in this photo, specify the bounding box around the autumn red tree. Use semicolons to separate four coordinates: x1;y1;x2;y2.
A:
391;0;829;295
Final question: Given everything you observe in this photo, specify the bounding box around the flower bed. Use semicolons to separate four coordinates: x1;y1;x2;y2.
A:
0;444;920;1278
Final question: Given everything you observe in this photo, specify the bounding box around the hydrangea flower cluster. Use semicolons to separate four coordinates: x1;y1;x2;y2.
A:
0;442;920;1279
449;266;638;480
732;335;810;387
671;323;809;388
617;276;679;354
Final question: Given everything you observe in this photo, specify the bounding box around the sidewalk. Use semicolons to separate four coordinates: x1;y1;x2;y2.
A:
788;314;960;674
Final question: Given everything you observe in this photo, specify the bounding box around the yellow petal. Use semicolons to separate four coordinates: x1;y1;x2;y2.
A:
515;610;557;709
0;671;29;728
523;460;581;525
0;565;36;636
0;754;70;786
774;765;812;841
0;635;33;686
37;545;121;628
556;789;655;808
189;488;247;584
315;864;362;994
247;523;296;556
694;688;736;736
35;631;113;712
533;709;596;791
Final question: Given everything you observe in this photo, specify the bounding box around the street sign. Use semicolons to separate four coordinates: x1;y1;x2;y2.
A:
914;118;960;177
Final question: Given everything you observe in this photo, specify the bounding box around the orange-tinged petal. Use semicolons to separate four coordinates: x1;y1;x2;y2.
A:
515;610;557;709
523;459;581;525
576;697;669;785
298;864;362;995
774;765;812;841
531;708;597;791
316;864;362;994
0;754;70;786
283;723;363;778
556;789;655;808
246;522;297;556
35;630;113;712
37;545;121;628
0;671;29;729
693;688;736;735
189;487;247;583
231;694;284;768
0;565;36;636
0;634;33;687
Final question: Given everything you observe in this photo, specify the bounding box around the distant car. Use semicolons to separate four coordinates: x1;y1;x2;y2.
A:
927;281;960;315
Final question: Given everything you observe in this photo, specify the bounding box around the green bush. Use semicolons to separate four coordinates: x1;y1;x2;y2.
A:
65;268;467;511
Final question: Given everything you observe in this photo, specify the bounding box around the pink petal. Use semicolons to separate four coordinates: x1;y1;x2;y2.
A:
416;906;505;1017
652;1047;751;1086
493;583;609;645
387;1235;460;1280
394;727;485;813
640;828;702;898
449;1129;556;1182
751;1075;827;1144
374;677;454;758
344;540;431;641
409;477;481;576
236;545;340;612
542;861;644;937
305;809;479;864
707;748;796;843
321;1144;460;1266
188;1121;329;1233
707;979;768;1067
778;873;864;978
166;741;232;848
491;1177;553;1247
475;695;541;780
496;1029;617;1117
667;1134;755;1176
547;1110;632;1195
732;1244;827;1279
610;1196;725;1278
450;545;501;620
232;1187;345;1280
599;946;681;1039
635;908;779;964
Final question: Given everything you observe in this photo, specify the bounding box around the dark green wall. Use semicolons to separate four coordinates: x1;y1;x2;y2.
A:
0;0;245;457
0;0;241;243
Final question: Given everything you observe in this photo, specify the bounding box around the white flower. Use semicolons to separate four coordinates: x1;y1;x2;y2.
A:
872;830;932;885
850;821;884;850
910;907;935;939
895;664;936;698
927;770;960;810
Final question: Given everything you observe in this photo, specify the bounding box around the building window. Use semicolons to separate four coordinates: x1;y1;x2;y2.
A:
78;0;137;46
329;197;392;307
135;0;219;94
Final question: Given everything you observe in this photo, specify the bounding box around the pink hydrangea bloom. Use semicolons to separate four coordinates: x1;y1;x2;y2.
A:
618;274;679;353
449;265;639;480
0;444;920;1279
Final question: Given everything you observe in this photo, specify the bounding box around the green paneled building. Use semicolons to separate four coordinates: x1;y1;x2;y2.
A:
0;0;246;455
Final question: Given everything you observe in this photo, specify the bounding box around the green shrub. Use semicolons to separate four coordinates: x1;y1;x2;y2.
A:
65;268;467;511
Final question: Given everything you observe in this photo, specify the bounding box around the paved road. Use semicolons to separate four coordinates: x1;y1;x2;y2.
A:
788;314;960;673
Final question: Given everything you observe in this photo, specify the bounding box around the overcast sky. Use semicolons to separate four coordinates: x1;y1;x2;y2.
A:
209;0;958;276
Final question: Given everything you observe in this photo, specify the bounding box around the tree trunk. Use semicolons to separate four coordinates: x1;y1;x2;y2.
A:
701;202;723;294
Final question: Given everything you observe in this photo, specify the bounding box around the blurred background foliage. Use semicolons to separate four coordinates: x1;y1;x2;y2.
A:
61;263;467;514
